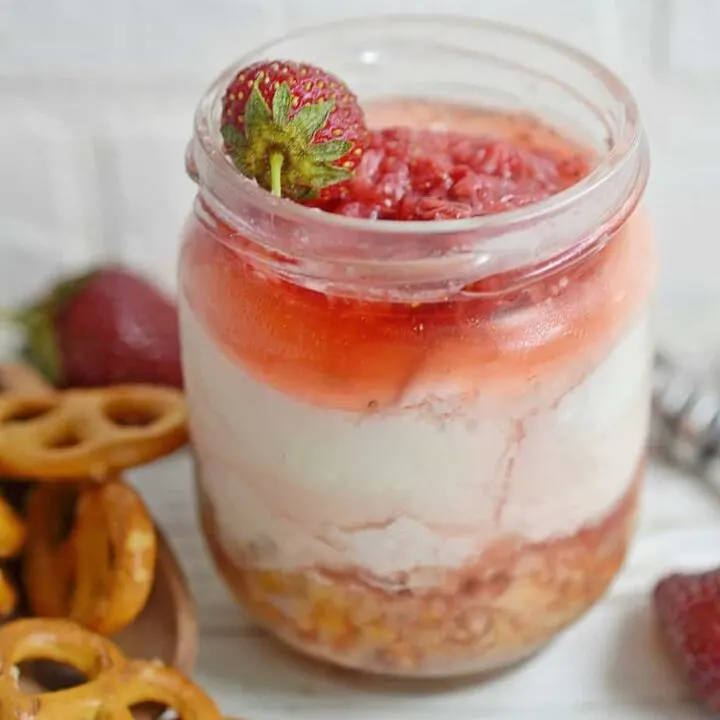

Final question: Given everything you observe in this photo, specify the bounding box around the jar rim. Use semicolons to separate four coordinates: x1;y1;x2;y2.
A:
191;13;644;240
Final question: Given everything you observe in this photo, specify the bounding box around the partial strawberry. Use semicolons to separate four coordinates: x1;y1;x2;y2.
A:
220;60;368;202
654;568;720;712
6;266;182;389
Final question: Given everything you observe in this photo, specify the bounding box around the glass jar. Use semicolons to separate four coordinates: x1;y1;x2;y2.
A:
180;16;654;678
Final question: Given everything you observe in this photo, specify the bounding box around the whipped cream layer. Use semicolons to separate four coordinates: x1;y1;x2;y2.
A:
181;298;651;583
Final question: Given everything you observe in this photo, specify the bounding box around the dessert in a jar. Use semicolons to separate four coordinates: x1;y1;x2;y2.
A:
179;17;654;678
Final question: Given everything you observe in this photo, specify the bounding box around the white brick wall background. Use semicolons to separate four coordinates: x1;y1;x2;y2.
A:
1;0;720;365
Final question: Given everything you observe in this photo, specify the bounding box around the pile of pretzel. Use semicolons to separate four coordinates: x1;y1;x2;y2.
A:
0;363;226;717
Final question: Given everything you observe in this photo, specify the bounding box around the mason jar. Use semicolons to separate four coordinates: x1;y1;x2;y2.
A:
179;15;654;678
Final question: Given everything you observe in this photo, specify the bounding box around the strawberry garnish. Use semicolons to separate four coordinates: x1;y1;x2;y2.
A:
220;60;368;202
654;569;720;711
4;266;182;389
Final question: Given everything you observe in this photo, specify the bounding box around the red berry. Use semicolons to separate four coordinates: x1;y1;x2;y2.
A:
220;60;368;202
654;569;720;712
12;266;182;389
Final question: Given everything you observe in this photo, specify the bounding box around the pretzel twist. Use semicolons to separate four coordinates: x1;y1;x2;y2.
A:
0;498;25;618
24;479;158;635
0;385;188;480
0;568;18;618
0;493;25;561
0;618;222;719
0;363;48;616
0;364;177;626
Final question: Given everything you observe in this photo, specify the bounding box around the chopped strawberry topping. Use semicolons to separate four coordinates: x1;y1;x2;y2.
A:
314;126;590;220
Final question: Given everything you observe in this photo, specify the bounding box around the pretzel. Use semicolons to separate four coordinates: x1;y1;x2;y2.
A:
24;479;157;635
0;363;55;395
0;618;222;718
0;384;188;479
0;363;46;617
0;567;17;618
0;494;25;617
0;489;25;561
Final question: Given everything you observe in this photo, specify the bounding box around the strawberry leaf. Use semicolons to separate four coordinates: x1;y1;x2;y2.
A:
295;187;319;201
43;270;96;314
272;82;292;127
288;101;334;142
221;124;247;151
245;84;272;138
221;125;249;171
309;140;352;163
23;314;63;385
309;163;353;189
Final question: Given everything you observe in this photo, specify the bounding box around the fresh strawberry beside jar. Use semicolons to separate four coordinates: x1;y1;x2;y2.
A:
7;266;183;389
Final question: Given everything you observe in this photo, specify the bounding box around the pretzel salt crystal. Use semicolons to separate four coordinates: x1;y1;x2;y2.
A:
24;479;158;635
0;618;222;719
0;384;188;479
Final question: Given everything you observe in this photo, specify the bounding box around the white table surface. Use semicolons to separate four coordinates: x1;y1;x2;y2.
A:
1;247;716;719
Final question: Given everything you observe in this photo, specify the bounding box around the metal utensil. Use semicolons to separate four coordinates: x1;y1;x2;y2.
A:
653;352;720;486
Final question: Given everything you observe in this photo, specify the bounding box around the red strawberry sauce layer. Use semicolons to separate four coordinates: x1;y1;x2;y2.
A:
314;124;589;220
182;103;653;412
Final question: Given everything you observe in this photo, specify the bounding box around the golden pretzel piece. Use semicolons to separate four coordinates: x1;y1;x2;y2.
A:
0;618;223;719
0;496;25;618
0;384;188;480
0;567;18;619
0;364;39;617
24;479;158;636
0;493;26;560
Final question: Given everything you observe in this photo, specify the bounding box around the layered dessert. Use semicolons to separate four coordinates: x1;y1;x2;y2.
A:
180;57;654;676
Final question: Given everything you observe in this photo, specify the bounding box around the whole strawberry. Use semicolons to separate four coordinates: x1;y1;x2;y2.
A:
654;569;720;712
220;60;368;201
9;266;183;389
